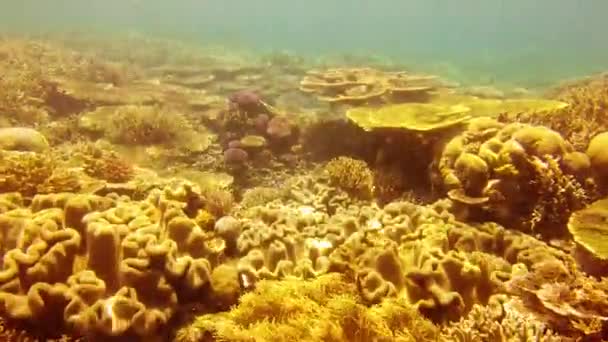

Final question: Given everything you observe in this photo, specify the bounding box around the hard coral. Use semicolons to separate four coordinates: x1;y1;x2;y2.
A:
325;156;374;199
174;274;439;342
0;127;50;152
586;131;608;191
81;147;134;183
437;118;594;237
299;67;444;106
0;151;55;197
512;73;608;151
200;186;235;218
107;105;193;145
506;267;608;340
228;89;263;114
568;198;608;277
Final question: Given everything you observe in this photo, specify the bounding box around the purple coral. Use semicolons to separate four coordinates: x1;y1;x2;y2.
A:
254;114;270;133
224;147;249;164
228;140;243;149
228;89;262;113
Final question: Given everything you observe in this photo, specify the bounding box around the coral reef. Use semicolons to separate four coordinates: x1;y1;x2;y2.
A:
1;32;607;342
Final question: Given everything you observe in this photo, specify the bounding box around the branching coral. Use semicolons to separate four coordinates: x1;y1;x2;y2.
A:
325;156;374;199
240;186;282;209
200;186;235;218
510;73;608;151
106;105;194;145
440;295;561;341
80;145;134;183
0;151;79;197
174;274;439;342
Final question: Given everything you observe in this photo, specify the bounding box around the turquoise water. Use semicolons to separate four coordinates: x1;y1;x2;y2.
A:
2;0;608;88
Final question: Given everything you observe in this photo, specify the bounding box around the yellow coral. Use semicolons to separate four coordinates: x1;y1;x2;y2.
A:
194;209;215;231
175;274;439;342
346;103;471;132
0;151;55;197
568;198;608;261
325;156;374;198
106;105;193;145
82;147;134;183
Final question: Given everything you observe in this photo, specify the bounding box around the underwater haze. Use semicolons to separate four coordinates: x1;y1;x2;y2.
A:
3;0;608;88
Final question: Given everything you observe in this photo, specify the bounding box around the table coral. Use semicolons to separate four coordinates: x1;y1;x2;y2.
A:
299;67;444;106
568;198;608;277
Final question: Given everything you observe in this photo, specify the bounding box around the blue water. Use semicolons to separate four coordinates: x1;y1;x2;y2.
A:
2;0;608;88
